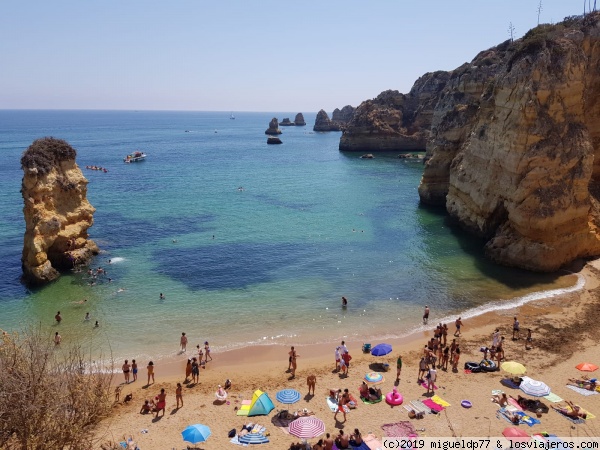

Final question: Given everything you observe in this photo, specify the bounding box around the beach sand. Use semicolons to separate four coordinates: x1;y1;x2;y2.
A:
95;260;600;448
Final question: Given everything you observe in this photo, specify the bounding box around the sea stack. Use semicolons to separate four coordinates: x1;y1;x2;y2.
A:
267;137;283;144
279;118;293;126
294;113;306;126
21;137;99;285
265;118;282;135
313;110;342;132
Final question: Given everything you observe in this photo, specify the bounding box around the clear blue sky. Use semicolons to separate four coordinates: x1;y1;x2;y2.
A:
0;0;582;112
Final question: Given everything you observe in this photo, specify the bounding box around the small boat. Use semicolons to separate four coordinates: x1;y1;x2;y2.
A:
230;112;235;120
123;151;147;163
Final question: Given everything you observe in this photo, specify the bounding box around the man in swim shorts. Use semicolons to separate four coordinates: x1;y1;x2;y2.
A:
512;316;520;340
423;305;430;325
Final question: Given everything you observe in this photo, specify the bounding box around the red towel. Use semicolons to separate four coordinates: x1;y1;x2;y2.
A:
422;399;444;411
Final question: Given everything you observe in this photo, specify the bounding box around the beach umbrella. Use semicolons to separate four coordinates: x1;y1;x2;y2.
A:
576;362;598;372
289;416;326;439
364;372;384;384
181;424;211;444
238;432;270;445
502;427;530;440
276;389;301;404
519;378;551;397
501;361;526;375
371;343;392;356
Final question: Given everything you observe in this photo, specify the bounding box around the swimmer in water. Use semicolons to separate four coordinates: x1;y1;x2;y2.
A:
94;321;99;328
342;296;348;307
84;312;90;321
72;299;88;305
159;293;165;300
117;288;126;293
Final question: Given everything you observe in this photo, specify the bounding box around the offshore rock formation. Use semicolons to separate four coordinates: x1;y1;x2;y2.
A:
280;118;293;126
265;118;282;135
294;113;306;126
339;73;451;152
267;137;282;144
21;137;99;285
313;109;342;132
418;13;600;271
332;105;355;124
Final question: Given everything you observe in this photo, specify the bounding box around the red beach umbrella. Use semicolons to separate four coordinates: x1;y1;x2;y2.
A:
576;362;598;372
289;416;325;439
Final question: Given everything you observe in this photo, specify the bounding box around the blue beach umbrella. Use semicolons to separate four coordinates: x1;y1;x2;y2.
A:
238;432;270;445
276;388;301;404
371;343;392;356
181;424;211;444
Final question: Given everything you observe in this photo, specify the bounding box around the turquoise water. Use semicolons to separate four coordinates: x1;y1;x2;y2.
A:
0;110;576;362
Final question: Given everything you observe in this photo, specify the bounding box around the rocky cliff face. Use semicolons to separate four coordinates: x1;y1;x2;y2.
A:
339;72;450;152
313;110;342;132
21;137;99;285
418;13;600;271
332;105;355;124
265;118;282;135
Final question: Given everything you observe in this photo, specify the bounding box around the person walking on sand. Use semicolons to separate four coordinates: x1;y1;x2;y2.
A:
54;331;61;345
55;311;62;324
423;305;430;325
426;366;437;394
180;332;188;352
512;316;520;340
132;359;138;382
146;361;155;385
334;390;348;422
176;382;183;408
122;359;131;384
307;374;316;395
185;359;192;382
454;317;463;337
154;388;166;418
289;346;298;378
204;341;212;362
396;355;402;383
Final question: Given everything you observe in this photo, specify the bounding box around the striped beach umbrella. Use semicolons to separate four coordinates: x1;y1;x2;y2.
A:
519;378;551;397
276;389;301;404
364;372;384;383
289;416;326;439
238;432;269;445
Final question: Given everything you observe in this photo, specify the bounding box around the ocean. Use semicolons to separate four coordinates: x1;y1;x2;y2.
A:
0;110;579;363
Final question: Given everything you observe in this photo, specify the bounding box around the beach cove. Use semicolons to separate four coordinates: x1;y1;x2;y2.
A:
0;110;582;365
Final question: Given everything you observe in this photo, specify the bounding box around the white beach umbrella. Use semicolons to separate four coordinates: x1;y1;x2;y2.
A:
519;377;551;397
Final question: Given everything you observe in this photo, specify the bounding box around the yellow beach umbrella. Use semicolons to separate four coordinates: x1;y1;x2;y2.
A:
501;361;526;375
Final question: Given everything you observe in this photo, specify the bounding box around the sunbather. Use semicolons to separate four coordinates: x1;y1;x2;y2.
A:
552;401;587;419
359;382;370;399
568;378;597;390
492;393;508;407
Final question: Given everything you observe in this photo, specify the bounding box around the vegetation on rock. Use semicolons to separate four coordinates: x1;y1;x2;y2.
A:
20;137;77;176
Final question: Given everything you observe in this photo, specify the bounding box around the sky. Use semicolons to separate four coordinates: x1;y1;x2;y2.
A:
0;1;584;112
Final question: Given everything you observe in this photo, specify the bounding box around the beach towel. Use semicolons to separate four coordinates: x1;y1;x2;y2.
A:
364;433;383;450
496;408;527;426
566;385;599;396
410;400;432;414
508;398;524;411
562;405;596;420
381;421;417;437
236;399;252;416
543;392;563;403
326;397;350;413
360;395;383;404
552;408;585;424
515;411;541;426
422;399;444;411
501;379;521;389
431;395;451;407
420;382;438;390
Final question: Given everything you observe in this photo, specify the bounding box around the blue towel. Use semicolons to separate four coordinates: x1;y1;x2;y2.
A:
500;379;520;389
515;411;541;426
552;408;585;424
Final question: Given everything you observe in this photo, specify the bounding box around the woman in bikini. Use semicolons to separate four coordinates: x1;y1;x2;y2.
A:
146;361;155;385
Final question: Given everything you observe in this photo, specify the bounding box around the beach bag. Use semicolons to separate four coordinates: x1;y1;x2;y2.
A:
228;428;236;438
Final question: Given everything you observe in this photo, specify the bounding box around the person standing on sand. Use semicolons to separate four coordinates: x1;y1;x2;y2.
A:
146;361;155;385
525;329;533;350
334;346;341;372
191;357;199;384
185;359;192;382
55;311;62;324
334;391;348;422
423;305;430;324
396;355;402;382
204;341;212;362
454;317;463;337
307;374;316;395
452;345;461;371
180;332;188;352
426;366;437;393
54;331;61;345
122;359;131;384
176;382;183;408
154;388;166;418
289;346;298;378
492;328;500;348
512;316;520;340
131;359;138;382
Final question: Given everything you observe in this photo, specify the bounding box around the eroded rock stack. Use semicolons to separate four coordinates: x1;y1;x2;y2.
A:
265;118;282;135
21;137;99;285
332;105;355;124
313;110;342;132
294;113;306;126
280;118;293;126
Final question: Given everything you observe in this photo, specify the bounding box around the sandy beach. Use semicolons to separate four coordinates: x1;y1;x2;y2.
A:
94;260;600;448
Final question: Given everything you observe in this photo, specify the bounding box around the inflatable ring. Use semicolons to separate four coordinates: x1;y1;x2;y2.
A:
479;359;497;372
461;400;472;408
385;387;403;406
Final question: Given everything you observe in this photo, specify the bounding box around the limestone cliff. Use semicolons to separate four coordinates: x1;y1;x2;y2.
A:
265;118;282;135
21;137;98;285
332;105;355;124
418;13;600;271
339;72;450;152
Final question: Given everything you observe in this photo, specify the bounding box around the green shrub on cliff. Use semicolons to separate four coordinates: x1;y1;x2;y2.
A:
21;137;77;176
